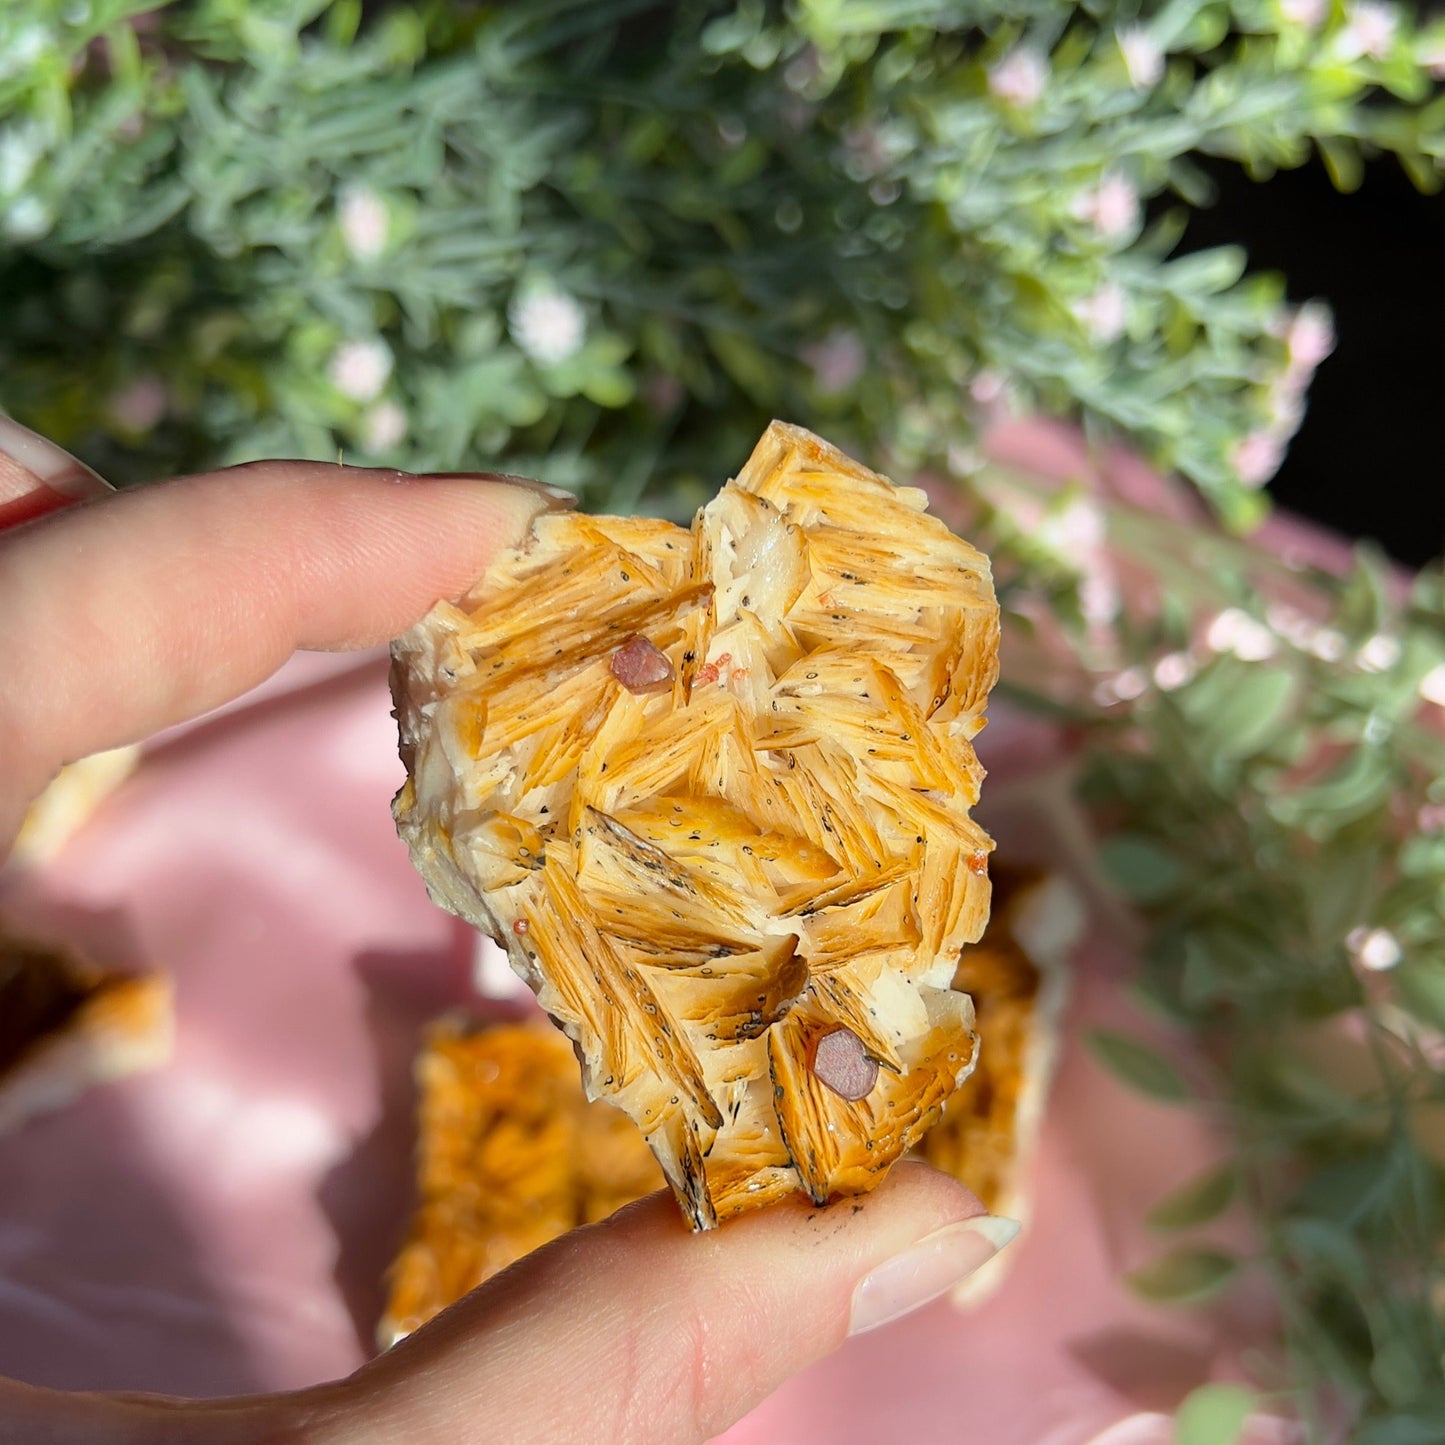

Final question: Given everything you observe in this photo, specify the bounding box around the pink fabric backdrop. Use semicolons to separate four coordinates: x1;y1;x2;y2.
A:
0;425;1309;1442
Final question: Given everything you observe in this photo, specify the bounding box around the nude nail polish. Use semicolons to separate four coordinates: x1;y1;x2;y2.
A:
412;471;578;509
848;1215;1021;1336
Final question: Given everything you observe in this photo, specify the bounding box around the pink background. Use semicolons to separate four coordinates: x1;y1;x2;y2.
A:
0;425;1309;1443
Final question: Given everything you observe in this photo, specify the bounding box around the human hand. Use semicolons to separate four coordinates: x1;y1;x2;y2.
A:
0;419;1017;1444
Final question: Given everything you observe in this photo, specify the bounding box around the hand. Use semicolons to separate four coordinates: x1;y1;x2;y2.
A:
0;419;1015;1444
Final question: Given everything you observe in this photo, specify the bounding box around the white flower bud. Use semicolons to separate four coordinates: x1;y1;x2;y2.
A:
988;49;1048;107
329;339;393;403
1206;608;1278;661
1119;27;1165;89
1153;651;1198;691
1419;663;1445;708
1355;634;1401;674
1073;283;1128;342
1337;1;1398;61
338;187;389;262
362;399;408;452
1231;430;1287;488
1347;926;1401;972
509;287;587;366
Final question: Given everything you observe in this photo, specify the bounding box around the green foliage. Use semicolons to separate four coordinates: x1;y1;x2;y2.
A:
1088;1027;1193;1101
0;0;1442;515
1126;1246;1241;1305
1147;1162;1238;1231
1175;1383;1260;1445
1057;524;1445;1440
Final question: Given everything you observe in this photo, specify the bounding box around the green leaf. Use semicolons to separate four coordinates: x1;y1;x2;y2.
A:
1147;1163;1237;1232
705;329;777;406
1397;959;1445;1033
1127;1242;1242;1312
1401;831;1445;879
1371;1337;1427;1410
580;366;635;408
1185;662;1297;762
1174;1383;1258;1445
1354;1411;1445;1445
1127;1247;1239;1306
1319;136;1364;193
1098;834;1183;903
1088;1030;1191;1103
1279;1217;1369;1291
1160;247;1248;298
1270;746;1396;836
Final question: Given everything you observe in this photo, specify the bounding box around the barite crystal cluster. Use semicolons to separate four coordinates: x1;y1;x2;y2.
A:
380;1018;663;1345
377;868;1079;1339
391;422;1000;1228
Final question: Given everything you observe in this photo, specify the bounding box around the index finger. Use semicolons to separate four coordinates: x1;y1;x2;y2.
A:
0;458;573;848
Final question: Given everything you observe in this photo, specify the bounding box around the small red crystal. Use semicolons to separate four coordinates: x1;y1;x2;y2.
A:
610;635;674;694
811;1027;878;1102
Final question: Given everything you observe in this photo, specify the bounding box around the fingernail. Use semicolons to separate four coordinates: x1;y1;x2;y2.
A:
413;471;578;510
848;1215;1020;1336
0;415;113;531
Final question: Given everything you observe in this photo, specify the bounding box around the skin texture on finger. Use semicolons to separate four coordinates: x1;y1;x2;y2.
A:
0;1380;308;1445
0;1167;983;1445
313;1163;984;1445
0;462;559;849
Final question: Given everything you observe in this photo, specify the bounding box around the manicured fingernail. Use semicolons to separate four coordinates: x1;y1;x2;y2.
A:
414;471;578;510
848;1214;1020;1336
0;416;113;531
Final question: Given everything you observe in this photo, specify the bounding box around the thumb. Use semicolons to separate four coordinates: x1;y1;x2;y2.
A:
318;1162;1015;1444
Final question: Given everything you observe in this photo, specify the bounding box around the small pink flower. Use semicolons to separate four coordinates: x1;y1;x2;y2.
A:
1355;633;1401;673
1118;27;1165;89
1092;666;1148;706
329;339;393;403
1418;802;1445;834
1419;662;1445;708
945;441;984;476
988;49;1048;107
361;399;407;452
1080;571;1122;627
108;376;168;432
1265;601;1317;649
1280;0;1327;28
1337;1;1399;60
1206;607;1278;661
509;287;586;365
969;369;1008;405
1263;380;1305;435
1072;173;1140;240
1073;283;1128;343
1286;303;1335;369
1037;496;1107;553
1348;925;1402;972
1231;430;1287;488
1153;651;1197;691
1307;627;1347;663
802;328;866;395
338;187;388;262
